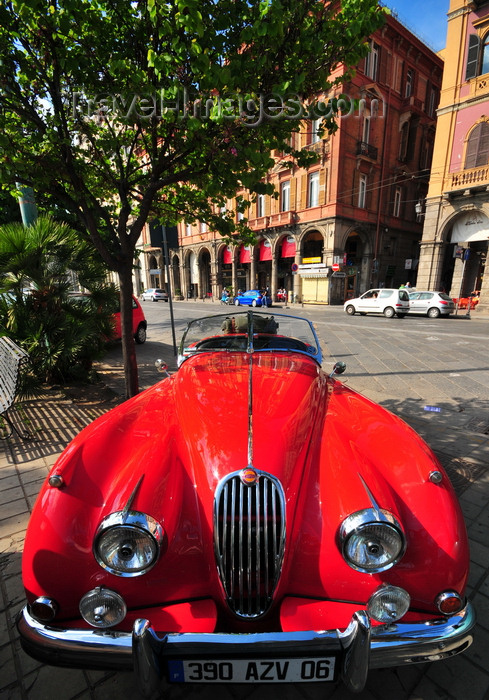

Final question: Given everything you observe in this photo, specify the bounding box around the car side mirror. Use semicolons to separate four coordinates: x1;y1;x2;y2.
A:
155;359;170;377
329;361;346;378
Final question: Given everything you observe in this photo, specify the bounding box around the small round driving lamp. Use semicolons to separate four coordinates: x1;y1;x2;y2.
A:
79;587;126;628
367;584;410;623
340;509;405;573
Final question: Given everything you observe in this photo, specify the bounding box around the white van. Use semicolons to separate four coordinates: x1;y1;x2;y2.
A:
344;288;410;318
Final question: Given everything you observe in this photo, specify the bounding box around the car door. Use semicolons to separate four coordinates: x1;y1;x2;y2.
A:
417;292;433;314
357;290;381;312
408;292;422;314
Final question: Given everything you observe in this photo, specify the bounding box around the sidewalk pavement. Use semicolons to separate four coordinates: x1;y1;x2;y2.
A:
1;338;489;699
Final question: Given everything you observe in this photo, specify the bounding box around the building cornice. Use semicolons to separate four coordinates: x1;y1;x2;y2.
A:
437;90;489;116
447;4;475;22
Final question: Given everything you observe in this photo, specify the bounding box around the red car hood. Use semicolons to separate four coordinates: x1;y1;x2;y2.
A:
23;352;468;628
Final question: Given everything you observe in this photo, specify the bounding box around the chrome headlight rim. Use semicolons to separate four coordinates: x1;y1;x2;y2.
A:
340;508;406;574
93;510;164;577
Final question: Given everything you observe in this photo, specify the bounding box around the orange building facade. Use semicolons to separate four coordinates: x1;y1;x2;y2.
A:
141;13;443;305
417;0;489;313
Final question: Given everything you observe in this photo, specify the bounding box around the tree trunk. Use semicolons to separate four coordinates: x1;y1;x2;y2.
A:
118;261;139;398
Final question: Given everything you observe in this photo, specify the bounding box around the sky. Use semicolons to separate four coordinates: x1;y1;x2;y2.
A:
384;0;450;53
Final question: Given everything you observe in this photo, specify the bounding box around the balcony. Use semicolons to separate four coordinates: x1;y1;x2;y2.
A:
249;211;297;231
301;140;330;162
450;166;489;189
401;95;424;113
356;141;378;160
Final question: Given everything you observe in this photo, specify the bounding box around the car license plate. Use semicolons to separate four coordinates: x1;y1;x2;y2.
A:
167;657;336;683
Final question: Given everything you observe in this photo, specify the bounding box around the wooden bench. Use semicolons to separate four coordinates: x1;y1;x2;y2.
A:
0;336;31;439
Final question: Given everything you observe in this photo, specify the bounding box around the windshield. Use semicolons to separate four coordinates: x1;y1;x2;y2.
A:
178;311;322;366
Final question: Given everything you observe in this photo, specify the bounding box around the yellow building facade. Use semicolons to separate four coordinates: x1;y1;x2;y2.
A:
418;0;489;313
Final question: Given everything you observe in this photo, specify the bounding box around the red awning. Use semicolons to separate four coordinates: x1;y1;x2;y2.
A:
281;236;296;258
259;239;272;261
222;246;232;264
239;245;251;263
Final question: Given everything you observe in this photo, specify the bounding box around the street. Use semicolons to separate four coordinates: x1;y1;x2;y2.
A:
128;300;489;421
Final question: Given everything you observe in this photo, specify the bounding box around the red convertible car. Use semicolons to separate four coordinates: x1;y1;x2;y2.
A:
17;311;475;695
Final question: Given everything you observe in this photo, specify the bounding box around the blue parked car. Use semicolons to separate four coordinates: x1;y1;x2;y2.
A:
233;289;272;307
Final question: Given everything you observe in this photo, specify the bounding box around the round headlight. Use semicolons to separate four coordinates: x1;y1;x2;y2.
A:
367;584;410;623
79;587;126;628
340;509;405;573
94;511;163;576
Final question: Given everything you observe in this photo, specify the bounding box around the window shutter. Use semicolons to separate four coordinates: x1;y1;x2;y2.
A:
319;168;327;205
465;34;480;81
465;122;489;169
476;122;489;166
300;174;307;210
465;126;478;169
290;177;296;211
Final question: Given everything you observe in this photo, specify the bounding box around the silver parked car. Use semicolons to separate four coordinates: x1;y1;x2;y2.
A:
408;291;455;318
141;288;169;302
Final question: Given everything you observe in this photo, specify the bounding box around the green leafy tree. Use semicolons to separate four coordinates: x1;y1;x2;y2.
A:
0;0;386;397
0;216;118;386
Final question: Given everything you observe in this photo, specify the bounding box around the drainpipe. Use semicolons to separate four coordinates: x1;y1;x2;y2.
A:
373;87;390;285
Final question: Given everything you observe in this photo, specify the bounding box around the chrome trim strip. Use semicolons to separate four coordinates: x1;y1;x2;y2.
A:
122;475;145;519
17;602;476;688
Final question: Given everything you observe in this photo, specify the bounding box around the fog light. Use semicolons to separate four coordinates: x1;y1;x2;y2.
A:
30;597;58;622
436;591;464;615
79;587;126;628
367;584;410;623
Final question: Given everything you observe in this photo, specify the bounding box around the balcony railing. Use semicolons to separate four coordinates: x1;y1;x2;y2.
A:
356;141;378;160
450;166;489;189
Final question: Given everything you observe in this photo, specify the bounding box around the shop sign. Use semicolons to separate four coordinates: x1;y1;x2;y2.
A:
298;263;326;270
302;257;322;264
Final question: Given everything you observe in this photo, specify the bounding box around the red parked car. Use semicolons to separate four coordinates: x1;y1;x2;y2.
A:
17;310;474;695
112;294;147;344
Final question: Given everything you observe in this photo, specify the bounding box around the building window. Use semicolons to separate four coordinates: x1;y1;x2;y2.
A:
393;187;402;217
200;221;207;233
362;116;371;144
399;121;409;161
185;222;192;236
310;118;321;144
364;41;378;80
465;33;489;79
358;175;367;208
308;172;319;208
427;87;438;118
482;33;489;75
280;180;290;212
257;194;265;218
465;122;489;169
405;69;414;98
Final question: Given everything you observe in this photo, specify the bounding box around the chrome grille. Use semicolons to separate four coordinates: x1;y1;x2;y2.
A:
214;470;286;618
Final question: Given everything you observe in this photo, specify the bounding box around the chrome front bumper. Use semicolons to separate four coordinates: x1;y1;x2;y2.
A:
17;602;476;696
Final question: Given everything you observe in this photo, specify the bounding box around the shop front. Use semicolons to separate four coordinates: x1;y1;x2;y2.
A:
298;260;329;303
